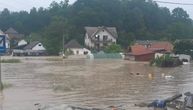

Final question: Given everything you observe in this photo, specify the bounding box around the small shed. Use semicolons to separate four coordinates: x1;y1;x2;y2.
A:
130;45;155;61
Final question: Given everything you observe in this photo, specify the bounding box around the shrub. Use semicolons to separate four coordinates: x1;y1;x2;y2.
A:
104;44;122;53
150;55;182;67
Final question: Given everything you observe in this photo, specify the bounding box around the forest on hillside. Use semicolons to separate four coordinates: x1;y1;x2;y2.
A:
0;0;193;54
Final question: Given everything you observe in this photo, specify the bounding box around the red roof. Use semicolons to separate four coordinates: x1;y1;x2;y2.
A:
131;41;173;55
150;42;173;52
131;45;153;55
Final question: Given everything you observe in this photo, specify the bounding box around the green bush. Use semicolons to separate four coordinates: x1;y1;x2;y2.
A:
150;55;182;67
104;44;122;53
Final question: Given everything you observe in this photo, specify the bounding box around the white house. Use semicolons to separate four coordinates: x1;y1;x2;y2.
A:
12;41;46;56
18;39;27;46
84;26;118;50
175;54;191;63
24;41;46;51
64;39;91;55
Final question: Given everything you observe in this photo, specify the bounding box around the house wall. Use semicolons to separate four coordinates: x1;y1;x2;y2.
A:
32;43;46;51
135;53;155;61
3;34;10;49
155;53;164;58
96;30;116;43
18;40;27;46
85;29;117;48
69;48;91;55
6;41;10;49
124;53;135;60
178;54;191;62
85;34;94;48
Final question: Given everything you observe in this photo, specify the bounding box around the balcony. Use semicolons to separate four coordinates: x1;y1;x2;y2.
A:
91;39;113;44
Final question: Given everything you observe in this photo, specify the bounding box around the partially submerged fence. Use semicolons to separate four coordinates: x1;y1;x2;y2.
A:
88;53;124;59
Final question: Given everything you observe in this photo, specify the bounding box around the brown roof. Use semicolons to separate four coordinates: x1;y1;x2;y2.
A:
5;28;18;34
131;45;153;56
85;26;118;39
5;28;24;40
150;42;173;52
131;41;173;56
64;39;83;49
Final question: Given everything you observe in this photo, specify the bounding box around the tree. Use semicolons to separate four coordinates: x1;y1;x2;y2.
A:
0;8;12;30
172;8;189;20
174;40;193;57
118;31;135;48
104;44;122;53
42;16;70;55
0;0;192;52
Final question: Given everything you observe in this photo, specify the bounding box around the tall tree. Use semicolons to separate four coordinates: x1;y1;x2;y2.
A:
42;16;69;55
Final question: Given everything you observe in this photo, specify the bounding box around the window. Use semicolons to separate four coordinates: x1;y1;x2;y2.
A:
76;50;79;55
103;35;108;41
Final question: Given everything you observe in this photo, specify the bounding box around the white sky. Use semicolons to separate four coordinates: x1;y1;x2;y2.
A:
157;0;193;19
0;0;192;19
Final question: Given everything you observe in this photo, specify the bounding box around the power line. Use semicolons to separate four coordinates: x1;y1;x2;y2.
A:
154;0;193;6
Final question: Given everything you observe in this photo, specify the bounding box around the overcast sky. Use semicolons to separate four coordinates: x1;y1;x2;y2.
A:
0;0;193;19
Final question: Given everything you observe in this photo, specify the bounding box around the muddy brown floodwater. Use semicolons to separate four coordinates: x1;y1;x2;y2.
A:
0;57;193;110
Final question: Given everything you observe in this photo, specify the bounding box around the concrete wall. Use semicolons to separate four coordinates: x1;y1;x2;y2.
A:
85;34;94;48
69;48;91;55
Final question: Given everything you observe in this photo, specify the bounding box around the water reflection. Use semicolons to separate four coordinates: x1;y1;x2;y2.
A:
0;58;193;110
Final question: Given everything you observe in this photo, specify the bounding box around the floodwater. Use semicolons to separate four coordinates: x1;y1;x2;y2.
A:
0;57;193;110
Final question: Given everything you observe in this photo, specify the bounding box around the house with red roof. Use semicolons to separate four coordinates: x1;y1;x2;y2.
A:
129;45;155;61
126;41;174;61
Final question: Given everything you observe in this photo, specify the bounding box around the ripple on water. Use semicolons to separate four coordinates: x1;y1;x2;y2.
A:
0;58;192;110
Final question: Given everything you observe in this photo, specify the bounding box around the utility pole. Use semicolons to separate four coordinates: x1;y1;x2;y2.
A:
63;34;64;54
62;34;65;59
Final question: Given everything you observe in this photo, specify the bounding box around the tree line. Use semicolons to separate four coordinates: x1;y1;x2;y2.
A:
0;0;193;54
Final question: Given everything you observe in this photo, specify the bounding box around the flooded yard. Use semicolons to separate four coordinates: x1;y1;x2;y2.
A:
0;57;193;110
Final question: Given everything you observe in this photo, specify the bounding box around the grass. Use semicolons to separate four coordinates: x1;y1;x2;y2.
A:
0;82;13;90
46;57;64;61
1;59;21;63
3;82;13;88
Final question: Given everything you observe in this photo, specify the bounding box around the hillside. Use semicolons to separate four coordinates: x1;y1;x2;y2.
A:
0;0;193;54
